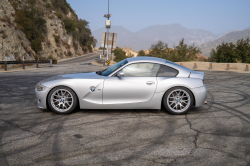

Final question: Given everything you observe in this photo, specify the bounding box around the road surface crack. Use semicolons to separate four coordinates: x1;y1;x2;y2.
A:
167;115;199;165
168;115;249;165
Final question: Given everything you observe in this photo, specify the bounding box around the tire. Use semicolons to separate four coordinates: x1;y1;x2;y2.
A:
163;87;194;115
47;86;78;114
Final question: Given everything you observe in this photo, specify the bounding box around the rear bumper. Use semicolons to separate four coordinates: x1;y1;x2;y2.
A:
191;85;207;107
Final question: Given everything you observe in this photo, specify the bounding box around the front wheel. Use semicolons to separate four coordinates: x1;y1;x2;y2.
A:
47;86;78;114
163;87;194;115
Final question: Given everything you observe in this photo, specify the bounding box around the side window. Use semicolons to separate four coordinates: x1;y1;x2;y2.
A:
157;65;178;77
122;63;161;77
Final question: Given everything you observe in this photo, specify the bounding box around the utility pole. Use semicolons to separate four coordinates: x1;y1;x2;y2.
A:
104;0;111;62
107;0;109;61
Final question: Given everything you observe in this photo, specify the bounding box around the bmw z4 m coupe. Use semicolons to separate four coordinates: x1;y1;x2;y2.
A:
35;57;207;114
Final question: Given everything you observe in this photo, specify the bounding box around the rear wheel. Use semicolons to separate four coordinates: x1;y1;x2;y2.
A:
47;86;78;114
163;87;194;115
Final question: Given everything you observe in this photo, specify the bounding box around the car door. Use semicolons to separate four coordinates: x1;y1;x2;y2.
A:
103;62;161;105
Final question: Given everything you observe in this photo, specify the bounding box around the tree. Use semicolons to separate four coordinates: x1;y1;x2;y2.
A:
209;38;250;63
148;41;168;59
213;42;238;63
236;38;250;63
142;39;201;62
113;47;127;62
174;38;201;61
138;50;146;56
208;48;216;62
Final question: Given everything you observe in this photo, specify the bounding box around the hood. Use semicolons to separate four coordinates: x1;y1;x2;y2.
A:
40;72;101;84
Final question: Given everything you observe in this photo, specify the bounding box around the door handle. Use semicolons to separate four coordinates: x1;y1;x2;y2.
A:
146;81;155;85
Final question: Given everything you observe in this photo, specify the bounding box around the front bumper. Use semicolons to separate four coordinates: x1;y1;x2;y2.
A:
35;88;50;109
191;85;207;107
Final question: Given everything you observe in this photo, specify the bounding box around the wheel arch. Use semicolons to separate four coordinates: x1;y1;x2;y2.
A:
46;85;80;110
161;86;196;109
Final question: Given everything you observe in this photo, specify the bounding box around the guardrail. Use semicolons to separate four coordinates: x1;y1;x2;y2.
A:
0;60;57;71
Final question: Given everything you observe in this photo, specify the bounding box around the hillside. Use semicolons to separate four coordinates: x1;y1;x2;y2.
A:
92;24;220;51
199;29;250;57
0;0;95;61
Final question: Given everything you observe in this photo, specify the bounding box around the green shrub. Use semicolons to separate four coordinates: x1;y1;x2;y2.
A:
48;55;53;59
34;55;38;61
99;47;106;50
46;3;52;8
63;18;76;33
113;47;127;62
11;2;18;9
28;0;36;5
31;38;42;53
67;51;72;57
51;0;71;14
14;6;47;54
55;11;63;19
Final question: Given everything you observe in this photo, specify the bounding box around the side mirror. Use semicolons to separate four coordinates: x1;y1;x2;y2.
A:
116;71;124;78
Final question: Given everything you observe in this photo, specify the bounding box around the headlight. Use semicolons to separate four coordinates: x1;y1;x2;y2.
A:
36;83;47;91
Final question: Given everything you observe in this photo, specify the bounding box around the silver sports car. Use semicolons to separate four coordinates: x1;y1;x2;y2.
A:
35;57;207;114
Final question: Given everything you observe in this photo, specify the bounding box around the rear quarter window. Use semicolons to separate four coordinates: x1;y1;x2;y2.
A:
157;65;178;77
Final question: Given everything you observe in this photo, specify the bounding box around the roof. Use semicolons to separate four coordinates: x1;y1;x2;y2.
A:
127;56;166;65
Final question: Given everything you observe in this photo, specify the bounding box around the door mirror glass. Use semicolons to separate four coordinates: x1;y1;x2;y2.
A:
116;71;124;77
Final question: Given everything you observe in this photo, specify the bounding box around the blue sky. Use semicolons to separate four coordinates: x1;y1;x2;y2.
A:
66;0;250;34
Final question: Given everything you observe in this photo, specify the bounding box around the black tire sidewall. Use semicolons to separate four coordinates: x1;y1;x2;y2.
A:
163;86;194;115
47;86;78;114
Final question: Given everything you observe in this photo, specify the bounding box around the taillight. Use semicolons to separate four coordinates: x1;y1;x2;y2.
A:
203;79;204;84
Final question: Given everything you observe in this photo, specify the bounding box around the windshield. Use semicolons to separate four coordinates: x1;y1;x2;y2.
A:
100;59;128;76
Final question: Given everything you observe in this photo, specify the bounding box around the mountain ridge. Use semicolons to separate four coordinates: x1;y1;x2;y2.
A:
199;29;250;57
92;24;220;51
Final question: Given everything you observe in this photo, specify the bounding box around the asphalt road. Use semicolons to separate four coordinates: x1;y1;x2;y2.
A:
58;51;102;64
0;61;250;165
